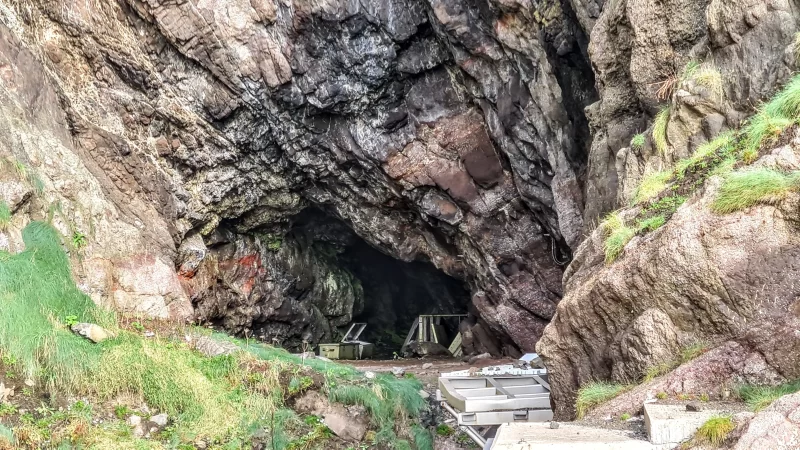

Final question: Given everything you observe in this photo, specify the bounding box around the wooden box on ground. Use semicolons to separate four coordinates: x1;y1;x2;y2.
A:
319;343;359;360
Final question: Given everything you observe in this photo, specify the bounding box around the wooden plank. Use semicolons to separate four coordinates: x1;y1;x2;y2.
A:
448;332;463;355
400;320;419;355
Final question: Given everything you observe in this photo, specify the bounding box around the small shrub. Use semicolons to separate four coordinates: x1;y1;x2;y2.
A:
647;195;687;216
620;413;631;421
634;170;671;204
631;133;646;150
711;169;800;214
71;231;88;249
602;213;635;264
700;393;710;402
576;382;629;419
656;392;668;400
696;415;734;447
738;380;800;412
653;107;671;154
64;315;79;327
436;424;454;437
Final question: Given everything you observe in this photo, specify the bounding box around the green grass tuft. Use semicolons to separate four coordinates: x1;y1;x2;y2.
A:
634;170;671;204
413;424;434;450
738;380;800;412
631;133;646;150
602;212;636;264
653;107;671;154
680;342;708;363
0;222;427;446
0;202;9;231
691;64;724;99
711;168;800;214
675;131;736;179
576;382;629;419
696;415;734;447
636;216;665;233
741;112;794;162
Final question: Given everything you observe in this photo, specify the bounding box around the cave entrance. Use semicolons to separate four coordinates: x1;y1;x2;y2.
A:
338;239;471;357
290;208;471;358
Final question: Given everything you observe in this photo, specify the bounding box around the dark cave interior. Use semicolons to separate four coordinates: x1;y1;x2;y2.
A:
290;208;472;355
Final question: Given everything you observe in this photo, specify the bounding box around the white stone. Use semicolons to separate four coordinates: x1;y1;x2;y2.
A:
150;413;169;427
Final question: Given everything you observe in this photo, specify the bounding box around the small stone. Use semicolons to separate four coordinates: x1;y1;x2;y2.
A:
418;390;431;399
128;415;142;427
316;356;331;362
550;421;560;429
154;137;171;156
391;367;406;377
686;402;703;412
364;371;376;379
150;413;169;427
422;363;433;370
468;352;492;364
24;378;35;387
71;323;111;343
144;331;155;338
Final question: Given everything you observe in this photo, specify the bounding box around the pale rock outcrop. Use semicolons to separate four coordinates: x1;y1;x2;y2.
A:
538;140;800;419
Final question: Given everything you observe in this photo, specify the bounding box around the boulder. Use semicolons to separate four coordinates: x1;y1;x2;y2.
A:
294;391;369;442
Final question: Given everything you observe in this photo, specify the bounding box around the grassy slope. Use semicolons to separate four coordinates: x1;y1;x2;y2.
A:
0;222;431;450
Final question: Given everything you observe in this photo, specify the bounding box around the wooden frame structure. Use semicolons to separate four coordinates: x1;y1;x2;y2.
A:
400;314;467;356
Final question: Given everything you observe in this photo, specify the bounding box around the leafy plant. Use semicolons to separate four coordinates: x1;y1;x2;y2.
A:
656;392;668;400
631;133;646;150
620;413;631;421
131;322;145;332
700;393;710;402
64;315;79;327
71;231;88;249
436;424;454;437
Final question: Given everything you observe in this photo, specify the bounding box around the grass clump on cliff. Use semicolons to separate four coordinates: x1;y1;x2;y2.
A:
695;415;734;447
634;170;671;204
602;212;636;263
653;107;671;154
0;222;430;449
738;380;800;412
576;382;630;419
711;168;800;214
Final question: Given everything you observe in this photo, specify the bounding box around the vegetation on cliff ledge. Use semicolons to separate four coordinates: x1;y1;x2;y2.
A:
0;222;431;449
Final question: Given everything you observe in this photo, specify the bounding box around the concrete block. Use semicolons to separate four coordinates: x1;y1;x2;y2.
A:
644;403;722;445
491;422;670;450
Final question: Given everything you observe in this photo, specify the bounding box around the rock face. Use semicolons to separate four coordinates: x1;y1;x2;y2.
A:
733;392;800;450
0;0;599;352
0;0;797;379
538;140;800;419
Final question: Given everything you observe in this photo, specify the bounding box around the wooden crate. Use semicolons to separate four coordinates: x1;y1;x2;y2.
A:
319;343;358;360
